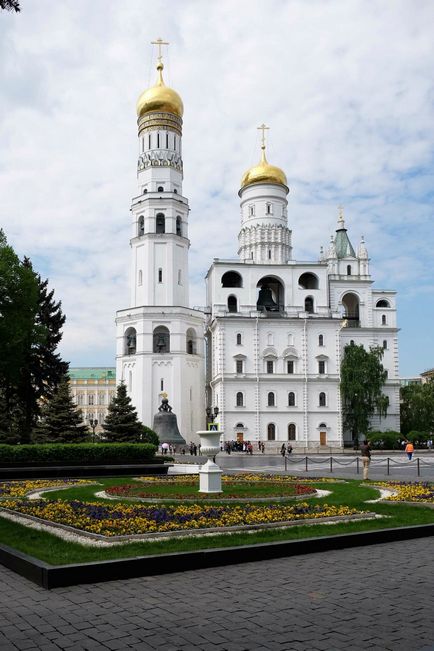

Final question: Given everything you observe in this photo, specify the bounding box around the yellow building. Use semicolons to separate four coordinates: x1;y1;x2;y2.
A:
69;368;116;431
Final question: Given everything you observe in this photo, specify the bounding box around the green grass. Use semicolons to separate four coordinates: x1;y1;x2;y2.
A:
0;478;433;566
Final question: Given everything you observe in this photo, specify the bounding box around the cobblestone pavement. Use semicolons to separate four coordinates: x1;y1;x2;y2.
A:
0;537;433;650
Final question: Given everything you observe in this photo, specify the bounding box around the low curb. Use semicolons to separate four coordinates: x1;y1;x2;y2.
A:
1;523;434;589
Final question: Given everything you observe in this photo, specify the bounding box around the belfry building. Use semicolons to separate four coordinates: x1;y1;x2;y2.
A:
116;50;400;448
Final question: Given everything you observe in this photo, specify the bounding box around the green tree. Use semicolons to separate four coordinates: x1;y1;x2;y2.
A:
401;381;434;435
340;343;388;446
103;382;144;442
33;376;88;443
17;258;68;442
0;0;21;11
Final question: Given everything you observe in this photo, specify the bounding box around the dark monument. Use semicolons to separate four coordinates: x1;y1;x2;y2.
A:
152;396;186;445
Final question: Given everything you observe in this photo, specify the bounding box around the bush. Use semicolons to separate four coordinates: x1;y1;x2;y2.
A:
0;443;157;466
405;431;430;448
140;426;159;447
367;431;402;450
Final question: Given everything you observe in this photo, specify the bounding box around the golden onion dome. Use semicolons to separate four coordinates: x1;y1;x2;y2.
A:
240;146;287;190
136;61;184;119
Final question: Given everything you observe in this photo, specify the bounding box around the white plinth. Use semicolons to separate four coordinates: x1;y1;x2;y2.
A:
197;429;224;494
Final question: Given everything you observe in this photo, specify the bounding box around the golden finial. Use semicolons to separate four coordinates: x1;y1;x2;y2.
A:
151;37;169;65
160;391;168;399
257;123;270;162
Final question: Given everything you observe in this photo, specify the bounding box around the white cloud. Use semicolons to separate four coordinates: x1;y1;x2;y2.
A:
0;0;433;375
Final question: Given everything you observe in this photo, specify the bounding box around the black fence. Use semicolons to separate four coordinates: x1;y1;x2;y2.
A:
284;455;434;477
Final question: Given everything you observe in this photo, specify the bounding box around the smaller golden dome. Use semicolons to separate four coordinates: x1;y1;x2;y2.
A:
240;146;287;190
136;62;184;119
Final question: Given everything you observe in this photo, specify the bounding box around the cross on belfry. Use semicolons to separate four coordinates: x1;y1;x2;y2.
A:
338;205;344;220
257;123;270;149
151;37;169;64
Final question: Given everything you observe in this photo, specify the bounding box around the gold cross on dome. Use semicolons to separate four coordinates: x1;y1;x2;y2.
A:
151;37;169;64
257;123;270;149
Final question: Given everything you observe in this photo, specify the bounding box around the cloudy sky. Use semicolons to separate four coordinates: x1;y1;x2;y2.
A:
1;0;433;376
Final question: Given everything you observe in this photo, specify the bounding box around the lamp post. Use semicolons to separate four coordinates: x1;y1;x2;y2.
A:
206;406;219;428
89;419;98;443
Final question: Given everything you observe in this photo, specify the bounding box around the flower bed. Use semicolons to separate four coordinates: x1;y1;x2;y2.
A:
376;481;434;503
0;479;92;499
0;499;361;536
137;473;337;484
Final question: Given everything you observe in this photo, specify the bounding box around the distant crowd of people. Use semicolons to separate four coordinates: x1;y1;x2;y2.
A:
223;440;266;454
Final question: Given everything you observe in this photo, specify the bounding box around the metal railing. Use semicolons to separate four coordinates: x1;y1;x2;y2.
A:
283;455;434;477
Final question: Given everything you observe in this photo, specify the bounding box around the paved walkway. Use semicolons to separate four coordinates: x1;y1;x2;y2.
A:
0;537;433;650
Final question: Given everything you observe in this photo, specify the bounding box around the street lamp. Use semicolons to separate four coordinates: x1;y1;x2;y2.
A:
206;406;219;426
89;419;98;443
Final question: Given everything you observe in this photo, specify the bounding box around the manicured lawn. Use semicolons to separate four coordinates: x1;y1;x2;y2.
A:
0;477;433;566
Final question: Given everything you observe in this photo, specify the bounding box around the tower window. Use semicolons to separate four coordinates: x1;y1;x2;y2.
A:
160;379;164;391
156;213;165;233
138;270;143;286
347;265;352;275
287;360;294;374
178;269;182;285
176;216;182;236
157;186;164;193
383;340;387;349
319;392;326;407
267;423;276;441
288;423;296;441
153;325;170;353
228;295;237;313
382;314;387;325
148;134;151;149
266;360;274;374
236;333;242;345
249;205;254;216
319;334;324;346
124;327;137;355
186;328;196;355
305;296;314;313
268;392;275;407
236;392;244;407
236;360;244;374
318;360;326;375
158;268;163;283
266;203;272;214
166;133;169;148
157;133;160;148
288;392;295;407
138;216;144;236
268;249;271;260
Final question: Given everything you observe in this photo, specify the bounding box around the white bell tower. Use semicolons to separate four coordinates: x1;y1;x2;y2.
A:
116;40;205;440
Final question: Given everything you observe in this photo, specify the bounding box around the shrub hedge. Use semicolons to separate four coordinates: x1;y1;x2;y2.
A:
0;443;158;466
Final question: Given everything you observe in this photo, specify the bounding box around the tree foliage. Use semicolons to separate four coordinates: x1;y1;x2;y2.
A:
103;382;144;443
340;343;388;443
0;0;20;12
400;381;434;435
33;376;88;443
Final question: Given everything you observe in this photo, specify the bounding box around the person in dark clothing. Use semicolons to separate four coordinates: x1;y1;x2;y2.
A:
360;439;371;480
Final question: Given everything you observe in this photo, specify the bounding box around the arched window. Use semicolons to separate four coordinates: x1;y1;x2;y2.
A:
228;295;237;313
222;271;242;287
342;292;360;327
138;216;144;236
347;265;352;275
376;299;390;308
288;423;296;441
382;314;387;325
186;328;196;355
298;273;319;289
288;392;295;407
153;325;170;353
176;216;182;236
383;340;387;349
143;188;148;194
158;268;163;283
157;186;164;192
236;392;244;407
267;423;276;441
256;276;284;312
174;188;178;194
236;333;242;345
266;203;272;214
318;334;324;346
305;296;314;313
124;327;137;355
268;392;275;407
156;213;165;233
138;270;143;286
319;392;326;407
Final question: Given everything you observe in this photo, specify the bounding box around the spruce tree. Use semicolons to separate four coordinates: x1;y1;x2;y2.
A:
33;376;88;443
103;382;143;442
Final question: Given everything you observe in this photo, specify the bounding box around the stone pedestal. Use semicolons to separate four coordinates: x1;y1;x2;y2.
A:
198;430;223;493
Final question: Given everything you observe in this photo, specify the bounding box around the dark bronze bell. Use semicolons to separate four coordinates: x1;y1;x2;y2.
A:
257;287;278;311
152;397;186;445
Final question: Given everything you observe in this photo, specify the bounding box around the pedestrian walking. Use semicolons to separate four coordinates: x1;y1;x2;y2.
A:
427;437;433;450
287;444;293;455
280;443;286;457
360;439;371;480
405;440;414;460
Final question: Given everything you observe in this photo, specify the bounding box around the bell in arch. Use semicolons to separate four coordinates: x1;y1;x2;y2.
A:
257;287;278;312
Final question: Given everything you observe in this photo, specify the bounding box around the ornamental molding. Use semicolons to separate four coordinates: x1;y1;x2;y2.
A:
138;150;183;172
152;360;173;367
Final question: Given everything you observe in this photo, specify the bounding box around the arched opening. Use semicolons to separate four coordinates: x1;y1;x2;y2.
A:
383;340;387;349
342;292;360;327
186;328;196;355
124;327;137;356
236;333;242;345
138;270;143;286
382;314;387;325
267;423;276;441
256;276;284;313
157;186;164;192
221;271;242;288
319;392;326;407
267;392;275;407
347;265;352;275
318;334;324;346
298;272;319;290
156;213;165;234
176;216;182;236
236;392;244;407
153;325;170;353
138;216;144;236
288;423;296;441
376;299;390;308
304;296;314;314
227;295;237;313
288;392;295;407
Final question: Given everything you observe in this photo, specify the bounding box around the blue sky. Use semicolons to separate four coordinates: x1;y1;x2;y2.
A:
0;0;433;376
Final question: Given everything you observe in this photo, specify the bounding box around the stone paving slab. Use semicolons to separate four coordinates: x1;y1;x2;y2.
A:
0;537;433;650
